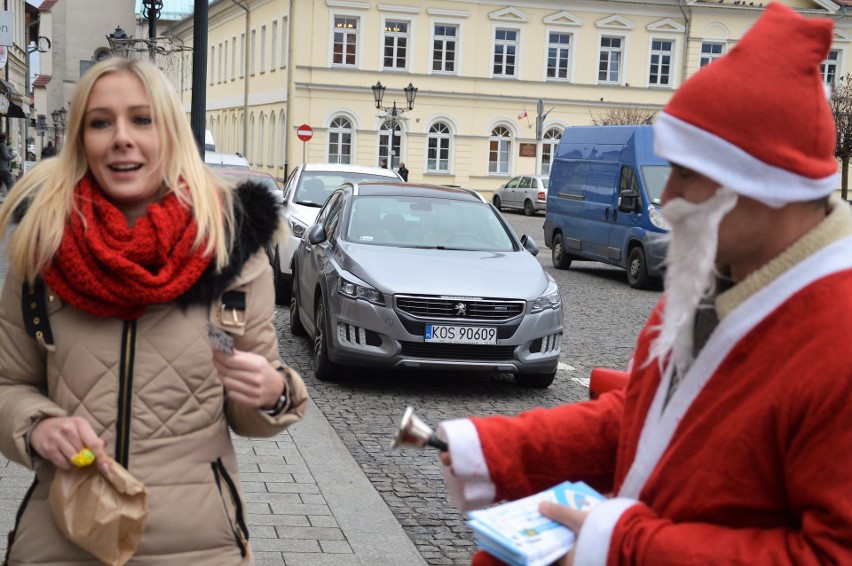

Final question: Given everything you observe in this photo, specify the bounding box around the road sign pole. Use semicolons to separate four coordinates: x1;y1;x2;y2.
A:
296;123;313;165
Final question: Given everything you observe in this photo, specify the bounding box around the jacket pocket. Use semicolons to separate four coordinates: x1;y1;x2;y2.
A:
4;477;38;565
211;458;249;557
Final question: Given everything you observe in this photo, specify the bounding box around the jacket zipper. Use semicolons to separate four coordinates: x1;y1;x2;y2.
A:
115;320;137;469
212;459;249;556
4;477;39;564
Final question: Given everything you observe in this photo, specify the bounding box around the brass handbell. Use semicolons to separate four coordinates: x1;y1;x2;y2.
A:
390;406;449;451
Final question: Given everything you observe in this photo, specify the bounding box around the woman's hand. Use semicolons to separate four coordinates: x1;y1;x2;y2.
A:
538;501;590;566
213;349;284;409
29;416;110;474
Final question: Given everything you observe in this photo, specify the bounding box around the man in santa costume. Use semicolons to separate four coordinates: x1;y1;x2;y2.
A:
437;3;852;564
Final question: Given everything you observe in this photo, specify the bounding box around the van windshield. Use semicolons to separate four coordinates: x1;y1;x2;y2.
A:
641;165;672;205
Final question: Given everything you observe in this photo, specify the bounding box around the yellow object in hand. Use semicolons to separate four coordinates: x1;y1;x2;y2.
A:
71;448;95;468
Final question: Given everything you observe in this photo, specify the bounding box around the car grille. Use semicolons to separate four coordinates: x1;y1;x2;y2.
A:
400;342;516;361
395;295;525;322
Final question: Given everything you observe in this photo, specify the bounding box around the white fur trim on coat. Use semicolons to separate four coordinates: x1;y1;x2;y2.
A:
438;419;496;512
654;113;838;208
573;497;639;566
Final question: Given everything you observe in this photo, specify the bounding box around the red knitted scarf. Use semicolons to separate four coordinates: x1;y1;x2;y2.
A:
42;176;213;320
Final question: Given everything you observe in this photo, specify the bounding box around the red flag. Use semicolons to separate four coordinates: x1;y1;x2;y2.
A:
517;110;528;120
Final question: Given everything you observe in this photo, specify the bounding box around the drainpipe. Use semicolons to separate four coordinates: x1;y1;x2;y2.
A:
677;0;690;85
283;0;294;178
231;0;249;157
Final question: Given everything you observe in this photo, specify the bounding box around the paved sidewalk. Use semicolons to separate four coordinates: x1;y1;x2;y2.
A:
0;396;426;565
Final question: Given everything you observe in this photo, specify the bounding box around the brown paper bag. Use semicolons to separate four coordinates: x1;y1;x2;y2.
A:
48;457;148;566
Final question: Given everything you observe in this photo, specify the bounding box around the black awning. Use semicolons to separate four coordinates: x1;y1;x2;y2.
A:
0;79;27;118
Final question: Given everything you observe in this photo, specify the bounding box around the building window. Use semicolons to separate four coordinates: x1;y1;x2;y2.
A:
258;114;265;166
268;114;276;166
427;122;451;173
209;45;215;85
333;16;358;66
649;39;673;86
700;42;724;67
489;126;512;174
231;37;237;80
250;29;257;75
260;25;267;73
271;21;277;71
384;20;409;70
281;17;288;69
546;32;571;80
598;36;622;83
541;128;562;176
240;34;245;78
821;49;840;86
218;42;223;83
329;117;352;164
493;28;518;78
248;114;255;164
223;41;228;81
379;120;402;169
432;24;457;73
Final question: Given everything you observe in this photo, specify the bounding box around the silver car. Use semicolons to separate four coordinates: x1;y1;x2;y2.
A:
290;182;563;387
493;174;549;216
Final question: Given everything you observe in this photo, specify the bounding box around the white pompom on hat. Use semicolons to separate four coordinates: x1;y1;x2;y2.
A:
654;3;838;207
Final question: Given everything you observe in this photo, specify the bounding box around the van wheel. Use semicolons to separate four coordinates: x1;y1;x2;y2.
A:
523;200;535;216
627;246;652;290
493;195;502;211
551;233;572;269
313;299;344;381
272;247;291;306
515;370;556;388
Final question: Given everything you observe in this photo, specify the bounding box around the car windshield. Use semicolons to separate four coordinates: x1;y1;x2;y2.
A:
295;172;396;207
345;195;515;252
641;165;672;204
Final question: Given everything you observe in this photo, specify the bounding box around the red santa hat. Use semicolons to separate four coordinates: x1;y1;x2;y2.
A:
654;3;838;207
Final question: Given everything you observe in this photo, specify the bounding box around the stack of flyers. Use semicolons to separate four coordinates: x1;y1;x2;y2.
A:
467;481;604;566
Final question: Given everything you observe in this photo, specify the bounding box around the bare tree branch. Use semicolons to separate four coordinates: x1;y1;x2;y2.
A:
829;74;852;200
590;106;657;126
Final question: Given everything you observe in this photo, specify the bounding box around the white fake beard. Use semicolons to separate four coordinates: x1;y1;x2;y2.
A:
647;188;738;378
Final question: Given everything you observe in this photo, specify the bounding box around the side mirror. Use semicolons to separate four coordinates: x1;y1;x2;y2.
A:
520;234;539;256
618;189;640;213
307;223;327;245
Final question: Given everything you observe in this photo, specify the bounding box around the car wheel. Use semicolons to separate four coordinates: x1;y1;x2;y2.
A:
551;233;572;269
523;200;535;216
289;270;306;336
493;195;502;211
313;298;343;381
627;246;652;290
515;370;556;388
272;247;291;306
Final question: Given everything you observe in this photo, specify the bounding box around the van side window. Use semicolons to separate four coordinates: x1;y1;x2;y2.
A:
618;166;641;211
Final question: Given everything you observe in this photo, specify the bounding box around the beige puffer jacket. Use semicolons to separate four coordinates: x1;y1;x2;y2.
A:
0;182;308;565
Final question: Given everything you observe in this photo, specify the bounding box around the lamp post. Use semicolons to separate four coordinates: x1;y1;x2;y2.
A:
371;81;417;169
51;107;67;148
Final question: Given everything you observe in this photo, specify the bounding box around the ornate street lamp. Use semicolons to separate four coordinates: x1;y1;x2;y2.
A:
372;81;417;169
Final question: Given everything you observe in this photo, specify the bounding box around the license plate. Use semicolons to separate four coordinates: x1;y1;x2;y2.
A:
425;324;497;345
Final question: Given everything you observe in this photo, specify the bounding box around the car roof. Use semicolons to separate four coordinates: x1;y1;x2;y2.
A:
215;168;275;178
351;182;487;203
299;162;401;178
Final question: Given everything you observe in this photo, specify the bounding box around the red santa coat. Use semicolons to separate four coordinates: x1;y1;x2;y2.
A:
441;233;852;565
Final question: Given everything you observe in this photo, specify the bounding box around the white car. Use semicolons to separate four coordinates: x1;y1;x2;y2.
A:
272;163;402;304
492;174;549;216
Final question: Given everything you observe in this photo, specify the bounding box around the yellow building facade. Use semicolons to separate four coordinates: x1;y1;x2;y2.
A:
167;0;849;192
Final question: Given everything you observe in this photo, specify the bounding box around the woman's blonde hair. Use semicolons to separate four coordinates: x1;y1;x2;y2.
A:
0;57;236;282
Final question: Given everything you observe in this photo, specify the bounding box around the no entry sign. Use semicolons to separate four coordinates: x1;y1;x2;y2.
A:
297;124;313;142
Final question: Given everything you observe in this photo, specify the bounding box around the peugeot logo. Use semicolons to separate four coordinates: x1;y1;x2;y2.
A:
454;302;468;317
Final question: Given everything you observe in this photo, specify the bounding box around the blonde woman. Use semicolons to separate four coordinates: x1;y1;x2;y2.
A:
0;57;308;565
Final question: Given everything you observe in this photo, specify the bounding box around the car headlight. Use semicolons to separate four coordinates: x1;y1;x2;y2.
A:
338;275;385;306
530;282;562;313
288;217;308;239
649;205;670;231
